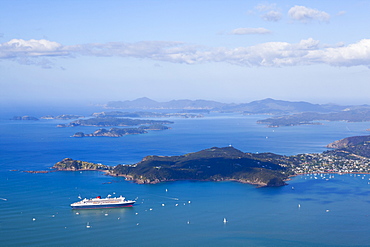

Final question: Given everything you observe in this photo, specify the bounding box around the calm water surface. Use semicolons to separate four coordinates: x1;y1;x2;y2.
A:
1;106;370;246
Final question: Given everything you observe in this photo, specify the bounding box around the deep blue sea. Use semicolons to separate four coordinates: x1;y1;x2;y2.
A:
1;105;370;246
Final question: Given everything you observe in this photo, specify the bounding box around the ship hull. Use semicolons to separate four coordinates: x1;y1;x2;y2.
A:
71;202;135;209
71;196;136;209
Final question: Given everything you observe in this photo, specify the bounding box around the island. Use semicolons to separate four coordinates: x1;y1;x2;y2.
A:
11;116;39;121
50;134;370;187
72;124;170;137
53;158;111;171
65;117;174;127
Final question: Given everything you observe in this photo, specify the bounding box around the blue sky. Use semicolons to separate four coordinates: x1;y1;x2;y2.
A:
1;0;370;105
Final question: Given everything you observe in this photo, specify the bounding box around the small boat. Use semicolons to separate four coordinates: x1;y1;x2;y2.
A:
71;195;135;209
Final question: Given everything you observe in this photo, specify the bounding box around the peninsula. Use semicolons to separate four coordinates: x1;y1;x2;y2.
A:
53;147;288;187
51;134;370;187
111;146;288;187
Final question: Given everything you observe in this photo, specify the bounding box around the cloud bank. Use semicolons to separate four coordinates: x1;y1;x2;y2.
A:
1;38;370;68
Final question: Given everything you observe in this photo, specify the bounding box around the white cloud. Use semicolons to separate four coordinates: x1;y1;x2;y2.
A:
288;5;330;23
70;41;203;64
0;39;68;58
254;3;282;22
306;39;370;67
214;40;314;67
1;38;370;68
0;39;69;68
298;38;320;50
231;28;271;35
219;38;370;67
262;11;282;22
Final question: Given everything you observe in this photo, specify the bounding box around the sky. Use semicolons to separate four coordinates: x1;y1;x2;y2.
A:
1;0;370;106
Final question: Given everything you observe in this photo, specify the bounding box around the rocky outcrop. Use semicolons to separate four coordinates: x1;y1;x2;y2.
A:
53;158;110;171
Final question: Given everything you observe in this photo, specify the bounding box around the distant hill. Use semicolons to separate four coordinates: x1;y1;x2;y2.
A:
327;135;370;149
106;97;355;114
258;108;370;127
224;98;341;114
326;135;370;159
91;111;203;118
106;97;225;110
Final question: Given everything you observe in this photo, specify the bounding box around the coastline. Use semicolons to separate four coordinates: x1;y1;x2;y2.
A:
110;172;273;187
18;168;278;187
289;171;370;177
21;168;370;188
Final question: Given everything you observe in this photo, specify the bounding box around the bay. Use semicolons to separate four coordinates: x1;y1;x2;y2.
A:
1;106;370;246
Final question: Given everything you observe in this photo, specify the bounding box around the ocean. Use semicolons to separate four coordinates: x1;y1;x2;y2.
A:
1;105;370;246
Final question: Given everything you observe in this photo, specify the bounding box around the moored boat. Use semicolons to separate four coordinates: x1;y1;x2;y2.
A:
71;195;135;209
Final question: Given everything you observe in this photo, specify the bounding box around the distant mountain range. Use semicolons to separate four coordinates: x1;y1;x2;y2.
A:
106;97;369;114
106;97;225;111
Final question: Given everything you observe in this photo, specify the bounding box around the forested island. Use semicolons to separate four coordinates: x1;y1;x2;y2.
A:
53;147;288;187
51;135;370;187
72;124;171;137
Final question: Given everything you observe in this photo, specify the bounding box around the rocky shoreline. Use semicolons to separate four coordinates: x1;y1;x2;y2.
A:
107;172;280;187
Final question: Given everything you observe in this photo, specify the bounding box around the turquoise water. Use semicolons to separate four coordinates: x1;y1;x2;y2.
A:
1;106;370;246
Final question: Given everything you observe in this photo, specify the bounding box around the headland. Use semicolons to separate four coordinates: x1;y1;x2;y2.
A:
49;135;370;187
